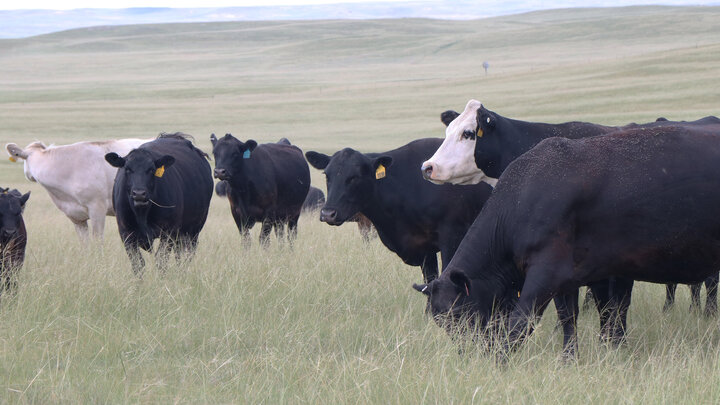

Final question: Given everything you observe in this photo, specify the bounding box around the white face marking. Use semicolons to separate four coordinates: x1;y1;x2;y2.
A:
422;99;497;187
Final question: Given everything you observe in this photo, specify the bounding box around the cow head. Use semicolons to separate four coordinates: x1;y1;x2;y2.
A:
421;99;498;187
210;133;257;183
6;142;47;182
0;188;29;242
413;269;516;341
306;148;391;225
105;150;175;207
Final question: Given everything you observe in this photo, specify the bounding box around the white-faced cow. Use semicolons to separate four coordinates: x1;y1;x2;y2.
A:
105;133;213;275
6;138;150;242
0;188;30;296
415;125;720;359
210;134;310;246
305;138;493;283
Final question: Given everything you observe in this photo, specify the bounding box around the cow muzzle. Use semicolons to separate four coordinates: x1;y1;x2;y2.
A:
2;228;17;238
131;189;149;206
214;168;229;180
320;207;341;225
421;162;434;180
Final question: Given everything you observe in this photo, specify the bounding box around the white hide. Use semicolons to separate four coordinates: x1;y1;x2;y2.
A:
422;99;497;187
5;138;150;242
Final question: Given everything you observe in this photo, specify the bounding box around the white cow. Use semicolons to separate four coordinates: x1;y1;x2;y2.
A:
6;138;150;242
421;99;497;187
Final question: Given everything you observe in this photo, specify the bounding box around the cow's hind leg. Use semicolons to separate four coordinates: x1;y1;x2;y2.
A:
421;253;438;283
589;277;633;345
286;215;299;246
553;290;579;360
704;272;719;317
71;219;90;244
273;220;285;242
259;219;273;248
689;282;702;314
663;283;677;312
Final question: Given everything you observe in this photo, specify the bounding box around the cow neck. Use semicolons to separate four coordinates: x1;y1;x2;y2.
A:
449;207;521;297
358;174;397;238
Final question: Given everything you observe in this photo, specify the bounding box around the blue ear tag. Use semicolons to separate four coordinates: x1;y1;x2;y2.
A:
243;149;251;159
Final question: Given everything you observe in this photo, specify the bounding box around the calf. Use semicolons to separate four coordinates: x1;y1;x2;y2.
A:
305;138;493;282
0;188;30;295
415;125;720;358
211;134;310;246
302;186;325;213
6;138;150;242
105;133;213;275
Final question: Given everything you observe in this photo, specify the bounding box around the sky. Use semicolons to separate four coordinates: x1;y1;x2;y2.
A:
2;0;422;9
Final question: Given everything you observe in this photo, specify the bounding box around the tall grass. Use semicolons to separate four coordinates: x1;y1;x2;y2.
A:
1;6;720;403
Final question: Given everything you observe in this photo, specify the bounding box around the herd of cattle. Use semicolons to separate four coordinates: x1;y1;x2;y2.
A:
2;99;720;359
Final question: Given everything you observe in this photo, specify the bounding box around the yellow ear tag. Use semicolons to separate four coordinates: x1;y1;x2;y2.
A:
375;164;386;180
477;128;483;138
8;156;16;162
154;165;165;178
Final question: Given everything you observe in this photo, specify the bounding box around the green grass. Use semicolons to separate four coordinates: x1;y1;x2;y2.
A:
1;5;720;403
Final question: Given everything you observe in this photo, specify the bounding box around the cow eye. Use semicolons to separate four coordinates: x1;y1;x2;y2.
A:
462;130;475;140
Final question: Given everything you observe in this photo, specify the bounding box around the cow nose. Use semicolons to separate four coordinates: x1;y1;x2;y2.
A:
214;168;227;179
320;208;337;223
421;162;434;180
2;228;16;237
131;189;148;200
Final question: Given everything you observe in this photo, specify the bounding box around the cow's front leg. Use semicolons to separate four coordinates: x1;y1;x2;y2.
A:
421;253;438;283
124;239;145;277
553;290;579;360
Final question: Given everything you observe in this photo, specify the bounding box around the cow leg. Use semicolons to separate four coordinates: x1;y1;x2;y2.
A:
581;287;595;311
124;240;145;277
155;237;174;275
553;290;579;360
259;219;273;248
689;282;702;314
704;272;719;317
588;277;633;345
287;215;299;245
663;283;677;312
274;220;285;242
72;219;90;244
421;253;438;283
88;204;107;240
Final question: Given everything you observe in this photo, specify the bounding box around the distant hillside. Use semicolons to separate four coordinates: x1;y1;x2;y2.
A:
3;1;719;39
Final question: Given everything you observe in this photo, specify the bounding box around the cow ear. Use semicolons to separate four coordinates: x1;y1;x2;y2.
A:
19;191;30;207
155;155;175;169
449;270;471;296
6;143;28;160
210;133;218;147
413;283;431;296
476;107;496;134
105;152;126;168
440;110;460;127
305;151;331;170
373;156;393;170
244;140;258;152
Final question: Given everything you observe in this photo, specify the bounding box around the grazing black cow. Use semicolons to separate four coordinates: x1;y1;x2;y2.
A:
305;138;493;283
423;100;720;341
210;134;310;246
302;186;325;213
414;125;720;358
105;133;213;275
0;188;29;295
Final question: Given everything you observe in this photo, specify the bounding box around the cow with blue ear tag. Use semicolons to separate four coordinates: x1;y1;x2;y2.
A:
0;187;30;295
210;133;310;247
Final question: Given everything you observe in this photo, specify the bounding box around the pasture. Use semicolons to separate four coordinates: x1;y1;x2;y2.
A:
1;5;720;402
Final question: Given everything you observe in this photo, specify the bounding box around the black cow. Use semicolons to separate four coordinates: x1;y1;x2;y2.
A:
210;134;310;246
305;138;493;283
424;101;720;342
105;133;213;275
414;125;720;358
302;186;325;213
0;188;29;295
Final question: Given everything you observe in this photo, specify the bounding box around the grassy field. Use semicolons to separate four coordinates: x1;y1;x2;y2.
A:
1;5;720;403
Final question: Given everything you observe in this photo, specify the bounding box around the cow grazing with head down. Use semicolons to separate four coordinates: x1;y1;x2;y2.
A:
6;138;150;242
423;100;720;342
415;125;720;358
105;133;213;275
305;138;493;283
210;133;310;246
0;188;30;295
